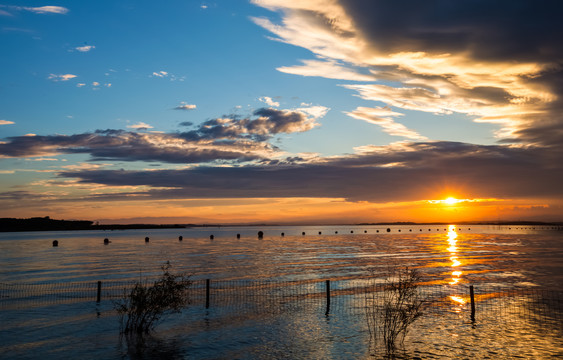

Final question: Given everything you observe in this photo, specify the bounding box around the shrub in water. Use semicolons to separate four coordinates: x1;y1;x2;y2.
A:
114;261;191;334
366;266;424;355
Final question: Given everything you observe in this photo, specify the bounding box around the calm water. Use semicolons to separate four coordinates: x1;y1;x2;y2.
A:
1;225;562;359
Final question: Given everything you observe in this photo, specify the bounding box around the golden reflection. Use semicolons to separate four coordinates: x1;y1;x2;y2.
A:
449;295;466;305
447;225;458;249
447;225;464;286
450;257;461;267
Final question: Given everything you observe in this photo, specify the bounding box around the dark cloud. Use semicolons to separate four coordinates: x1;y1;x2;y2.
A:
180;107;320;142
0;107;324;164
58;141;563;203
340;0;563;62
338;0;563;146
0;129;272;164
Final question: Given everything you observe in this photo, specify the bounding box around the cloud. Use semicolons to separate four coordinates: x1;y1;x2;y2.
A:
152;71;168;78
346;107;428;140
127;122;154;130
251;0;563;147
25;157;58;161
0;120;15;125
23;6;69;14
173;102;197;110
0;5;69;15
278;59;376;81
151;71;185;82
180;106;327;142
0;129;277;164
295;105;330;119
48;74;77;81
0;106;329;164
259;96;280;107
56;141;563;203
75;45;95;52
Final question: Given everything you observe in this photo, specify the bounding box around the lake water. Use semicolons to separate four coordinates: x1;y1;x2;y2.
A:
1;225;562;359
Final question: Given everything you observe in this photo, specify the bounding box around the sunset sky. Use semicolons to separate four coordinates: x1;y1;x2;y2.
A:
1;0;562;224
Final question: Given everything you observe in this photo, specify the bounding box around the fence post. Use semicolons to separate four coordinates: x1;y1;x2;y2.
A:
96;281;102;303
469;284;475;322
325;280;331;315
206;279;210;309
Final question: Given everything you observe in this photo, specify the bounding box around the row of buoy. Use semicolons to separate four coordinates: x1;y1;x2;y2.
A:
379;228;470;233
508;227;562;230
51;227;479;247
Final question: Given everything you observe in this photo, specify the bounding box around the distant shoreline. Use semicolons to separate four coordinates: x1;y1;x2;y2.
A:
0;217;189;233
1;216;562;233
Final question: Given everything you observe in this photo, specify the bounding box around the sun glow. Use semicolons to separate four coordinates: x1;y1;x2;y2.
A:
427;197;468;206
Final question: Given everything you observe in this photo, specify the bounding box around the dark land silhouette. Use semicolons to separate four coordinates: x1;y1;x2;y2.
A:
0;216;186;232
1;216;561;232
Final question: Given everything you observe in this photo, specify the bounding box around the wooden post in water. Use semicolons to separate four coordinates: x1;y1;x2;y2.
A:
325;280;331;315
206;279;210;309
97;281;102;303
470;285;476;322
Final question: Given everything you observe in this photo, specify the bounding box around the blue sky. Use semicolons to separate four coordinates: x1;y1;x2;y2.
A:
1;1;562;224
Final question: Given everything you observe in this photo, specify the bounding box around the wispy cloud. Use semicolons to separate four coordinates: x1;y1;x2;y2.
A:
0;5;69;15
23;6;69;14
150;70;185;81
173;102;197;110
127;122;154;130
346;107;427;140
278;59;376;81
48;73;77;81
259;96;280;107
295;105;329;119
74;45;95;52
152;71;168;78
25;157;58;161
0;120;15;125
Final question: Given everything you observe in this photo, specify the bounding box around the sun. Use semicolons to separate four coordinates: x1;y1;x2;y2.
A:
444;197;458;205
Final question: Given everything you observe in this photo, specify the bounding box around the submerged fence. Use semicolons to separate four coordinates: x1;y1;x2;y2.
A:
1;279;562;328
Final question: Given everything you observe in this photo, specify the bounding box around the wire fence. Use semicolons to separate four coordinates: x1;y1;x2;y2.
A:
1;279;562;330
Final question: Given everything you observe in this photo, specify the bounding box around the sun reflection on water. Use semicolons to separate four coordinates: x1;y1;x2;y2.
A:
446;225;463;287
449;295;466;305
446;225;466;310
